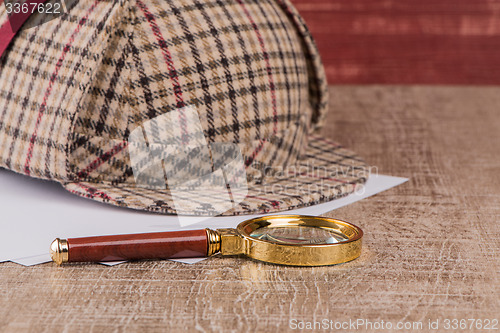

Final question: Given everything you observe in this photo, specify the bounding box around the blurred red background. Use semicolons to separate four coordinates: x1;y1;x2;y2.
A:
291;0;500;84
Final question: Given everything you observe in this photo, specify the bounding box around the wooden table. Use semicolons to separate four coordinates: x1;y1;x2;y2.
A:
1;86;498;332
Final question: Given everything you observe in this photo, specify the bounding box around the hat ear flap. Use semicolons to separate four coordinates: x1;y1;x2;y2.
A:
275;0;329;133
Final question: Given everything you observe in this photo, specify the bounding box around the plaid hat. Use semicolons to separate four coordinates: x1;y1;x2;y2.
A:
0;0;368;216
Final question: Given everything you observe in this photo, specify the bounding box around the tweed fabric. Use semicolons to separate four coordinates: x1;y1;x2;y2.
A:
0;0;126;180
65;136;368;215
0;0;368;216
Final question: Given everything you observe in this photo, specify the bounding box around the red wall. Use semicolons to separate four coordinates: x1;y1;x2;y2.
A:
292;0;500;84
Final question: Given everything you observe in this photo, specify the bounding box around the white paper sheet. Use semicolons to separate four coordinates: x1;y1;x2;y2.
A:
0;168;407;266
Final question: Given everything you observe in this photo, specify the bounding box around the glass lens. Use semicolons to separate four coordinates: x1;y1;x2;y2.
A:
249;226;348;245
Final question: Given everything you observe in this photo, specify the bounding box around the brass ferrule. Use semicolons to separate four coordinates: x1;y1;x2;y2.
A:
50;238;69;265
205;229;221;256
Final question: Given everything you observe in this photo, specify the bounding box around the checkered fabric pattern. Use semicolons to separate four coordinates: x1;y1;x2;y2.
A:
0;0;368;215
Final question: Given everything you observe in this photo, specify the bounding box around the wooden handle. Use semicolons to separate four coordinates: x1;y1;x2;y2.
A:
66;230;208;262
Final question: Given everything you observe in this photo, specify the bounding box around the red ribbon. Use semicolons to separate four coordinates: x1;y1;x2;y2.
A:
0;0;50;58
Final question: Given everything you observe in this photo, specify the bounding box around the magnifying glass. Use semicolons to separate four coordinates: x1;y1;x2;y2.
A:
50;215;363;266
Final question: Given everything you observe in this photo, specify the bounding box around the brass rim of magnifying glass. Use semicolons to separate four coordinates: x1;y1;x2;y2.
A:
212;215;363;266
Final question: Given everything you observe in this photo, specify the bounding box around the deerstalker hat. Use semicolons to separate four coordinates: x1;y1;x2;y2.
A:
0;0;368;216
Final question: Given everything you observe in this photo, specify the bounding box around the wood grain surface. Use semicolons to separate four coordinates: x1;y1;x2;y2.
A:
0;86;499;332
291;0;500;85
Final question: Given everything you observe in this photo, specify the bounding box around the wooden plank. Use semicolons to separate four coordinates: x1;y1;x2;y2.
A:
291;0;500;84
0;86;499;332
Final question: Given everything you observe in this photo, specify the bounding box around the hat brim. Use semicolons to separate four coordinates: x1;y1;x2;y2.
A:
63;136;368;216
